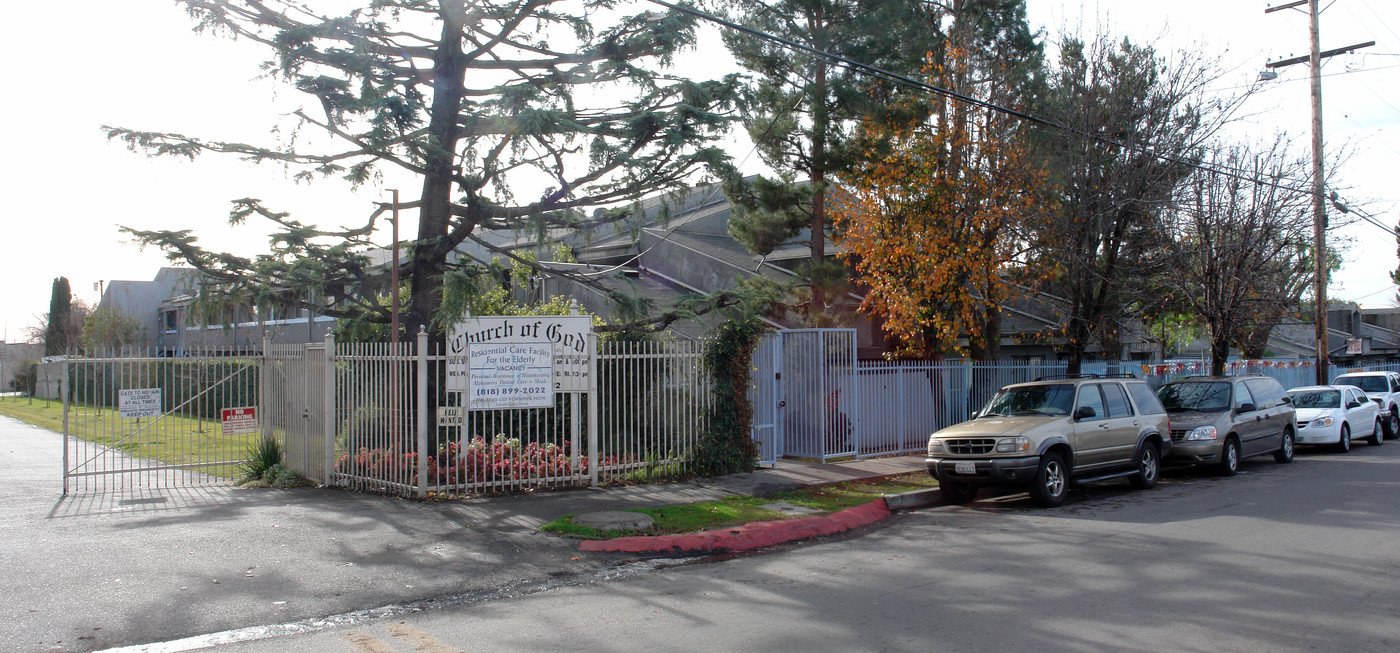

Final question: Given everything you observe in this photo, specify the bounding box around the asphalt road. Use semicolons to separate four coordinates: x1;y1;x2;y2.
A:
202;442;1400;653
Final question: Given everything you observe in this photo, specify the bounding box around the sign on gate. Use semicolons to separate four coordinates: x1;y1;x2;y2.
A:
446;316;593;396
220;407;258;435
118;388;162;419
466;343;554;409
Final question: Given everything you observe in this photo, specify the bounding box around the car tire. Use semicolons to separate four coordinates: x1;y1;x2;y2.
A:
940;481;978;504
1274;429;1295;463
1028;452;1069;507
1336;424;1351;454
1386;408;1398;440
1371;419;1385;446
1129;442;1160;490
1215;437;1240;476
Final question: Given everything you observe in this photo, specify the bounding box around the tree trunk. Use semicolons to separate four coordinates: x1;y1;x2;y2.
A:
1209;322;1230;376
410;1;467;337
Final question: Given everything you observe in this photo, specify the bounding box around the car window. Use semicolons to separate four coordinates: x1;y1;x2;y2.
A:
981;384;1075;417
1243;379;1281;409
1157;382;1231;412
1337;375;1387;393
1288;389;1340;408
1347;389;1364;406
1392;375;1399;392
1102;383;1133;418
1126;382;1166;415
1076;384;1106;420
1235;383;1257;410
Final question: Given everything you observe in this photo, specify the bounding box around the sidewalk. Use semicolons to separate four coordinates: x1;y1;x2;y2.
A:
0;414;929;652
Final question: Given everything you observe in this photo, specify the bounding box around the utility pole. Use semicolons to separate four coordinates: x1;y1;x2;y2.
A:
1265;0;1374;385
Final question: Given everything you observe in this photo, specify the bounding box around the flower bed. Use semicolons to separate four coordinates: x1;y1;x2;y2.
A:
336;435;628;486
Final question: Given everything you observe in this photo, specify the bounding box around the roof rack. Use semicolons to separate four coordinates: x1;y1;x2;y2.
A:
1033;372;1139;381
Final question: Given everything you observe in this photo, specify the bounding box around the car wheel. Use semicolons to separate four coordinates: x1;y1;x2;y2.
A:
1274;429;1295;463
1215;437;1240;476
1028;452;1069;507
1386;408;1398;440
1371;418;1385;446
940;481;978;504
1129;442;1160;489
1336;423;1351;453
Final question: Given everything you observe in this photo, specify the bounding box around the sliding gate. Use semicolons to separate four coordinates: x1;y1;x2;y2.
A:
61;352;264;493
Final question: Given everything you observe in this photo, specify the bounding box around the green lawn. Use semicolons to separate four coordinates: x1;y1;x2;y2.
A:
541;472;938;538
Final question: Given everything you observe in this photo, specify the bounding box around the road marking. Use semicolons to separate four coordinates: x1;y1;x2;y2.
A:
344;631;397;653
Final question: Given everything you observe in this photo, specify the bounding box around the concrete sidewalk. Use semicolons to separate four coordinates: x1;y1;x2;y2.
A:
0;414;928;652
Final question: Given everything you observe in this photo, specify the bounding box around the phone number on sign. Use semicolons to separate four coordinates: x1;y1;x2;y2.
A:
474;387;549;397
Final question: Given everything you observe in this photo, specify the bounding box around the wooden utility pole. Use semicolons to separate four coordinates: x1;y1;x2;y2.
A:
1265;0;1374;384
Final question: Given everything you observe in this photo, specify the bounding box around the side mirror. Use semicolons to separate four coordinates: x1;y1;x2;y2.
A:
1237;402;1257;413
1280;396;1292;405
1074;406;1097;420
1347;400;1362;409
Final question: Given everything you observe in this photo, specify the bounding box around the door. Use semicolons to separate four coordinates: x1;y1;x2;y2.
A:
1072;384;1115;470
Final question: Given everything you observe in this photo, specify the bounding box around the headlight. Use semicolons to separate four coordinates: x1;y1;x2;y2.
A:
1187;426;1219;441
995;436;1031;453
928;438;944;455
1310;417;1335;428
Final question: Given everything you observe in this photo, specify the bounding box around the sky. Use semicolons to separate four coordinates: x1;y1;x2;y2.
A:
1;0;1397;342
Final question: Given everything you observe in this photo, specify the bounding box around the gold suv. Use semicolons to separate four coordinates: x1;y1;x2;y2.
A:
925;374;1172;507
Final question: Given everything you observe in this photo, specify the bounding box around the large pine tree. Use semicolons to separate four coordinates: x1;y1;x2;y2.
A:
109;0;744;336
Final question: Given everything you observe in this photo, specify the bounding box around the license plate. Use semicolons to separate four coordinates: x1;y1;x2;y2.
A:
955;461;976;475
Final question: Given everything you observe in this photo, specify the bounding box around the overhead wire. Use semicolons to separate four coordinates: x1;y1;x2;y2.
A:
647;0;1341;204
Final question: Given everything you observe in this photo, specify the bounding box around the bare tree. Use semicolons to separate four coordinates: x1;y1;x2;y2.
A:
1159;138;1315;375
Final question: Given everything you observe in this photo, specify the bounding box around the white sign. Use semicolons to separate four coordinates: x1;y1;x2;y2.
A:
447;315;592;393
220;407;258;435
467;343;554;410
1347;338;1363;355
437;406;465;426
119;388;162;419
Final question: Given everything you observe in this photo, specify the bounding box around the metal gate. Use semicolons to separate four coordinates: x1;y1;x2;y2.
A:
750;329;859;463
62;351;263;493
264;342;329;484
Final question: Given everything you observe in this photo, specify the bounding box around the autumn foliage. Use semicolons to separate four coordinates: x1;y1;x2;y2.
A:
833;49;1041;358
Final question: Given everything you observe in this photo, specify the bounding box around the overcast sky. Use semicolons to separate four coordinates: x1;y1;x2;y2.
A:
2;0;1396;342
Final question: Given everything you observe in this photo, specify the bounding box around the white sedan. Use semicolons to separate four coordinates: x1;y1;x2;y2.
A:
1287;385;1384;452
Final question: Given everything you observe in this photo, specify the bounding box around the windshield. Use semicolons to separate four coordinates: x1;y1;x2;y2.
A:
980;384;1075;417
1287;389;1341;409
1337;376;1387;393
1157;382;1231;412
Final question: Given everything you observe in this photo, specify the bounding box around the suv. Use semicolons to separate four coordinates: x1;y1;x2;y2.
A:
1332;371;1400;439
925;374;1171;508
1156;375;1296;475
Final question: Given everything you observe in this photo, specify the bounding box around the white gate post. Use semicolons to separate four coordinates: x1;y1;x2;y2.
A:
416;326;429;499
587;331;599;487
61;358;69;496
322;334;336;485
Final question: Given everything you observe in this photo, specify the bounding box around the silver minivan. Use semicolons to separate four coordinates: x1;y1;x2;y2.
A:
1156;375;1296;475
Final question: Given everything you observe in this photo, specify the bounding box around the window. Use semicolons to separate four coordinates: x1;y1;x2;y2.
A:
1244;379;1282;409
1102;383;1133;417
161;310;178;333
1077;385;1106;420
1127;383;1166;415
1235;383;1257;410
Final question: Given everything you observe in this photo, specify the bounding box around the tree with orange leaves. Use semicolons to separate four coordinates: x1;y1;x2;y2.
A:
834;36;1043;359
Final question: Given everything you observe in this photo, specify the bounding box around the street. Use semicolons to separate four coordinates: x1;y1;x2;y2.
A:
198;444;1400;653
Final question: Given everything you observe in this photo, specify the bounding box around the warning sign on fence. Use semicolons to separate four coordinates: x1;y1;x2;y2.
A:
220;407;259;435
118;388;162;419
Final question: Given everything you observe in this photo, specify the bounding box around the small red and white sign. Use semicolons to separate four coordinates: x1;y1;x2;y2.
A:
1347;338;1363;355
221;407;258;435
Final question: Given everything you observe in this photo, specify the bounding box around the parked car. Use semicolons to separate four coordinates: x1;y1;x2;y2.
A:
1155;375;1295;475
925;374;1170;508
1331;371;1400;439
1287;385;1384;451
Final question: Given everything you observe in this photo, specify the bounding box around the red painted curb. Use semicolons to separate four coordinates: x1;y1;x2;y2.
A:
578;498;893;554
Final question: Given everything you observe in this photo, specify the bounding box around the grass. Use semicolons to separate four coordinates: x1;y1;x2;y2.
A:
0;395;265;480
540;472;938;539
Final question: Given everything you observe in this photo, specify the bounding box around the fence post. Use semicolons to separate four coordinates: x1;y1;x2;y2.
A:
588;331;599;487
416;326;429;499
322;334;336;486
60;358;68;496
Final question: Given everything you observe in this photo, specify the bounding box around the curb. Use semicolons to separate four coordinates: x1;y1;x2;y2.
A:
578;498;894;555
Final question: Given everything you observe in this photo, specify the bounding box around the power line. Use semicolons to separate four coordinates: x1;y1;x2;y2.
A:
649;0;1339;204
